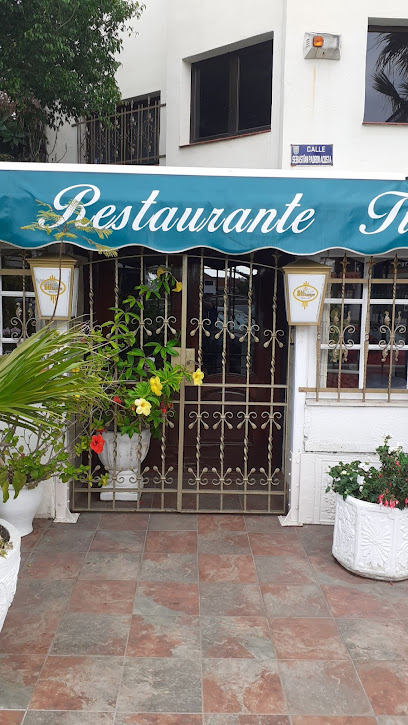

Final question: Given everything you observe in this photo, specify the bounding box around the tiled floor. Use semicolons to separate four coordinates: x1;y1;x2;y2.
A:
1;513;408;724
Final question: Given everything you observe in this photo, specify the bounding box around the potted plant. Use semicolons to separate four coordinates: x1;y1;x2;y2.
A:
327;436;408;580
85;266;204;500
0;517;20;632
0;324;107;535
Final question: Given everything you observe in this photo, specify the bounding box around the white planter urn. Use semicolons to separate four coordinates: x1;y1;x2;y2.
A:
333;493;408;580
0;518;21;632
99;430;151;501
0;485;43;537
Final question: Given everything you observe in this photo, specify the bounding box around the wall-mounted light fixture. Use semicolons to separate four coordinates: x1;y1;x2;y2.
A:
28;256;78;320
304;32;341;60
283;259;330;326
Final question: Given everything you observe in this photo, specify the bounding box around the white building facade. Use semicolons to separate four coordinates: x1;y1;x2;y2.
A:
14;0;408;523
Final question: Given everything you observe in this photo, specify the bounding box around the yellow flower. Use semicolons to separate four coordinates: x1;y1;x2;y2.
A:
173;281;182;293
149;375;163;396
72;367;80;373
74;394;81;399
157;266;166;278
192;368;204;386
134;398;152;416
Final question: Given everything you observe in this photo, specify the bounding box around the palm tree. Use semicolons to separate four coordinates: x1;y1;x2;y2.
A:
0;325;105;430
372;31;408;122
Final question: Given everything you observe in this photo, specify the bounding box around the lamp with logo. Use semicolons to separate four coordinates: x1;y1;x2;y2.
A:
283;259;330;326
28;256;79;320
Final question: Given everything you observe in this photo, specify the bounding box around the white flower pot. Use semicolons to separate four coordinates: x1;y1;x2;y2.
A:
0;518;21;632
0;485;43;537
332;493;408;580
98;430;151;501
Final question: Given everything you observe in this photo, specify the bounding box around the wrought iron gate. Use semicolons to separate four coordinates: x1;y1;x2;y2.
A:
71;248;290;514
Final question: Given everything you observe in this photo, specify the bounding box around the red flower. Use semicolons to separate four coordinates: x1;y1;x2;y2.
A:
90;434;105;454
20;453;25;458
396;460;401;467
113;396;122;405
160;402;168;414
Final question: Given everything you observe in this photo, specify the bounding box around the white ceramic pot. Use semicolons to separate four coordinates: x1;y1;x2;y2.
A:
0;518;21;632
0;485;43;537
332;493;408;580
99;430;151;501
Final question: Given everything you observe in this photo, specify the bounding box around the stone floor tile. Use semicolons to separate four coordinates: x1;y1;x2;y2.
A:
140;553;198;582
68;579;137;614
20;527;45;552
296;525;334;556
244;516;286;533
0;713;24;725
198;554;258;583
291;718;377;725
145;531;197;553
126;614;200;657
89;530;146;554
198;532;251;555
377;718;408;724
261;583;330;618
149;513;198;530
21;552;85;580
279;660;372;716
116;717;202;725
0;611;61;654
337;618;408;661
23;714;114;725
269;618;349;660
356;660;408;715
35;528;95;553
10;579;74;614
49;514;102;530
133;581;199;616
30;655;123;711
51;612;131;656
201;616;275;659
0;654;45;709
199;583;265;617
98;513;150;530
255;554;316;585
322;585;399;619
198;515;247;533
308;554;382;590
202;659;286;714
380;582;408;618
203;717;290;725
248;532;304;556
79;552;142;580
116;657;202;713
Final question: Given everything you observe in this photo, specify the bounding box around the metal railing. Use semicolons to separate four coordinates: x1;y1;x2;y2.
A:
77;94;163;165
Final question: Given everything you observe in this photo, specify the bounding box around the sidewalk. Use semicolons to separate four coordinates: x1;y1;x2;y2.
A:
1;512;407;724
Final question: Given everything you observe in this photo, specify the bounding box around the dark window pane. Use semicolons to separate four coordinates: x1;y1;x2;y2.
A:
238;41;272;131
196;56;230;139
364;29;408;123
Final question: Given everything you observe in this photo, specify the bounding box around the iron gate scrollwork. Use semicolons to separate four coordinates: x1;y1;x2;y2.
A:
71;248;290;514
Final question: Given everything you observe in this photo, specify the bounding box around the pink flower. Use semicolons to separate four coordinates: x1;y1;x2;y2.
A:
396;460;401;467
405;498;408;506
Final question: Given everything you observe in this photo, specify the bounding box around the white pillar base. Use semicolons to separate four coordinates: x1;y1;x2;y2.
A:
53;479;79;524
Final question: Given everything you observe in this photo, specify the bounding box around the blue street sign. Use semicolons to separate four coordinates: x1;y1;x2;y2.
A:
291;144;333;166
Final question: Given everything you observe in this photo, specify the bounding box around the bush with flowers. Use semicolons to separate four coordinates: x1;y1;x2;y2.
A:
326;436;408;510
85;265;204;457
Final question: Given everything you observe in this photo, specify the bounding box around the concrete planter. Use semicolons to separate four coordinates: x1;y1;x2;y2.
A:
0;518;21;632
99;430;151;501
0;485;43;537
333;493;408;580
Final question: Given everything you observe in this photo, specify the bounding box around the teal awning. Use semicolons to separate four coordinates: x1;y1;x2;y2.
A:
1;162;408;256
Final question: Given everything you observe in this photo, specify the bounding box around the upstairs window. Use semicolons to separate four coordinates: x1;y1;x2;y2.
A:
364;26;408;123
190;40;273;142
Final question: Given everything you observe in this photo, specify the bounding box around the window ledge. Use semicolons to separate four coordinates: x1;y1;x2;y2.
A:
362;121;408;127
180;128;271;149
305;397;408;407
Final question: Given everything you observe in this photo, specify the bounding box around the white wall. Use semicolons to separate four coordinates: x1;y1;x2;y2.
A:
282;0;408;173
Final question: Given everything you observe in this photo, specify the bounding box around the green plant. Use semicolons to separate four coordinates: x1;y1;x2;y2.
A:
327;436;408;510
86;266;203;451
0;524;12;558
